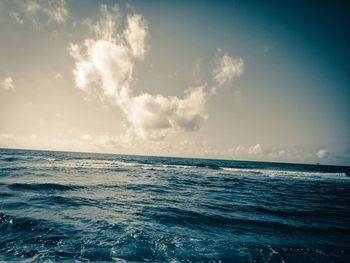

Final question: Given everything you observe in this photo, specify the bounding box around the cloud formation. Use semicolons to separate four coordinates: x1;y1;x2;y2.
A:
7;0;68;26
26;0;68;24
69;5;243;139
1;77;15;91
229;144;264;156
213;51;244;86
248;143;263;155
316;149;329;159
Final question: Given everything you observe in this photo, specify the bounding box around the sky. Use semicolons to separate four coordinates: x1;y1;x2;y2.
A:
0;0;349;165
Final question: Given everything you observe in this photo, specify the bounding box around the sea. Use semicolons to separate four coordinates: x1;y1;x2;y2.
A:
0;148;350;262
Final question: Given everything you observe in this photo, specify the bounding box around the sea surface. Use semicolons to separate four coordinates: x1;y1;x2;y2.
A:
0;148;350;262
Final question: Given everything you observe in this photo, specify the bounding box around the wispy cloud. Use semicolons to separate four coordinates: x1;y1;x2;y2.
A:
124;14;148;58
69;5;244;140
1;77;15;91
26;0;68;24
213;50;244;87
6;0;68;27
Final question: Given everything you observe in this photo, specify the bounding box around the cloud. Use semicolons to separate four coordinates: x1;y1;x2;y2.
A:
227;144;331;163
6;0;69;27
1;77;15;91
213;51;244;87
316;149;329;159
126;86;207;139
124;14;148;58
26;0;68;24
229;144;264;156
69;5;243;140
248;143;263;155
0;131;343;164
76;132;217;157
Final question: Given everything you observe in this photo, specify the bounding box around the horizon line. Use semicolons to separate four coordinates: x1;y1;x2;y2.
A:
1;146;349;168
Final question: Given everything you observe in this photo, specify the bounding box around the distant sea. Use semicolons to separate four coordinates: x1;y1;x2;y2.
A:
0;148;350;262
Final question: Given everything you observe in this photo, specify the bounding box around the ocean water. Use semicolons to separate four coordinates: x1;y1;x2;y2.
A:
0;148;350;262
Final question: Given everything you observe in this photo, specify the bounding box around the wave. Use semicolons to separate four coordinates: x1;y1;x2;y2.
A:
4;153;347;180
7;183;84;191
194;163;222;170
45;159;135;170
29;195;100;207
221;167;349;179
0;213;58;234
0;154;55;163
149;207;350;241
1;149;350;262
1;157;21;162
0;192;15;198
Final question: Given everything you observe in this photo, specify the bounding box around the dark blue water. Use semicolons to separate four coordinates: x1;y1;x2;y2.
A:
1;148;350;262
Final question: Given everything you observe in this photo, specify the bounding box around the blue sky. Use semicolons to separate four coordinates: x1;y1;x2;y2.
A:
0;0;349;165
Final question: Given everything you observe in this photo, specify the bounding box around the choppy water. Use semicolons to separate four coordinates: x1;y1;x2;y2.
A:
0;148;350;262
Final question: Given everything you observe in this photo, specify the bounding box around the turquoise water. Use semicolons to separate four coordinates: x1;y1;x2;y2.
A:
0;148;350;262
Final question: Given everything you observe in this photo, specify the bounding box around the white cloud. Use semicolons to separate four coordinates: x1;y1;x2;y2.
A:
26;0;68;24
227;145;336;163
124;14;148;58
248;143;263;155
126;86;208;139
87;4;119;41
229;144;263;156
6;0;69;27
316;149;329;159
1;77;15;91
69;5;243;140
213;51;244;87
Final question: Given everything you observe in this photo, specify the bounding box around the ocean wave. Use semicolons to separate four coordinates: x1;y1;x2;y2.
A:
7;183;84;191
1;157;21;162
0;213;54;233
44;159;196;172
0;154;55;163
10;155;348;180
1;149;350;262
29;195;100;207
46;159;136;170
221;167;348;179
0;192;15;198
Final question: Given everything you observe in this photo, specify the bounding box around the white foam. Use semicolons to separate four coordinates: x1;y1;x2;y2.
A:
221;167;348;180
44;159;137;169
